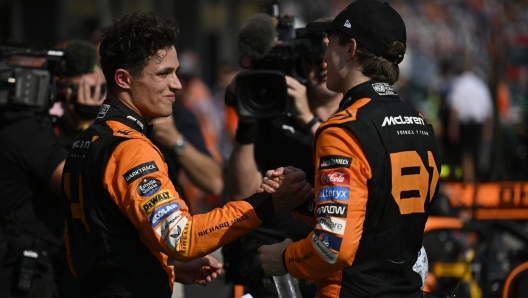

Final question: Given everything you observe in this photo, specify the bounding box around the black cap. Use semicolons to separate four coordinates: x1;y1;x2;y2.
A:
306;0;406;64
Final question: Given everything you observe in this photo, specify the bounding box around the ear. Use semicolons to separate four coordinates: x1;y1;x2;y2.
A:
347;38;358;61
114;69;131;90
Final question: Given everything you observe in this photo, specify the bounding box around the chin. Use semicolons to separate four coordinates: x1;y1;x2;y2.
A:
325;82;338;93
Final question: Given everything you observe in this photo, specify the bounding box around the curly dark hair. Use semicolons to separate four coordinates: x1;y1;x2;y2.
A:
99;11;179;91
335;30;405;85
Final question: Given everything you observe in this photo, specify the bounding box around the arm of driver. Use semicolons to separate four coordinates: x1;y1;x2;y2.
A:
282;127;371;280
104;139;263;263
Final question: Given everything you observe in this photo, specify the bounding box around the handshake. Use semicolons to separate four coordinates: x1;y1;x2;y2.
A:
256;166;314;277
260;166;314;212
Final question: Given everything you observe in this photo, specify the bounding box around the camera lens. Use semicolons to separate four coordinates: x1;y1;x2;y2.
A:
248;80;278;108
235;70;288;118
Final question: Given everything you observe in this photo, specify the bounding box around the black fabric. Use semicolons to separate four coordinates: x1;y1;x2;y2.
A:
153;101;212;208
316;80;439;298
458;121;483;178
243;192;274;220
223;114;314;295
0;115;69;298
235;119;259;144
0;116;68;248
61;100;171;298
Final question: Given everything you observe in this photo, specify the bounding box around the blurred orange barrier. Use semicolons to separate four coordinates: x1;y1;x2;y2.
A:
441;182;528;220
424;216;464;233
502;261;528;298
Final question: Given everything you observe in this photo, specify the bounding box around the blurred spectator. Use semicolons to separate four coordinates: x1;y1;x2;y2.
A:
447;66;493;182
171;49;225;212
150;103;224;213
211;63;239;165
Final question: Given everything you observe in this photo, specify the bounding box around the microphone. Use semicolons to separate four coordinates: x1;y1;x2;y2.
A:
236;13;276;60
62;40;97;77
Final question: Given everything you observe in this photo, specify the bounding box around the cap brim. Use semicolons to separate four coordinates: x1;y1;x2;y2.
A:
306;22;334;32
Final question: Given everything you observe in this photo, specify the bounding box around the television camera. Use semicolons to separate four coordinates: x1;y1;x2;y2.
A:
226;0;326;118
0;46;64;115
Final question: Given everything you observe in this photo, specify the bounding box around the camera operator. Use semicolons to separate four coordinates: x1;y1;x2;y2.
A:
54;39;106;148
224;16;342;297
0;41;70;298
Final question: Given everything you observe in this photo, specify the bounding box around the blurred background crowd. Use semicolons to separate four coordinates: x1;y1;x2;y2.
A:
4;0;526;185
1;0;528;297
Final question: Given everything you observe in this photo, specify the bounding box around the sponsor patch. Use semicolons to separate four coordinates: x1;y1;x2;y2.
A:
140;190;173;214
97;104;110;118
372;83;397;96
312;234;337;264
123;161;159;184
317;217;346;235
318;186;350;202
288;251;314;263
165;217;188;251
137;178;162;197
316;203;348;218
319;155;352;170
319;170;350;186
314;229;343;252
176;220;192;256
148;202;181;227
155;211;183;239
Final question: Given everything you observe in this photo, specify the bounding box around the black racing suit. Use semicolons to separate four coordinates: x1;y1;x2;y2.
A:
61;100;275;297
285;80;440;298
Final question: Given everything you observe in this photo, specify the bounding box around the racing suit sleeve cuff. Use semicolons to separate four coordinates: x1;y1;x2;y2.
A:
243;192;274;220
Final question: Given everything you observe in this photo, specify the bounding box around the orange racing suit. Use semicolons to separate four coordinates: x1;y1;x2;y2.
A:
284;80;440;298
61;100;274;297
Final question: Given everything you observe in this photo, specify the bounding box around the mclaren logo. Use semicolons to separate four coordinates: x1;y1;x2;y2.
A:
381;115;425;127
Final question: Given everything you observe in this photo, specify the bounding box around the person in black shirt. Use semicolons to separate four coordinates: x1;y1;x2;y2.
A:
0;112;67;298
224;22;342;297
0;38;102;298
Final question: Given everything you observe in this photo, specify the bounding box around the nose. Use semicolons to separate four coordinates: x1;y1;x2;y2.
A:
170;73;182;91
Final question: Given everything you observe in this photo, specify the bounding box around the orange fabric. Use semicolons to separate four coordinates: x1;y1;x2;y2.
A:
225;106;239;142
102;120;262;285
284;105;372;285
496;81;510;120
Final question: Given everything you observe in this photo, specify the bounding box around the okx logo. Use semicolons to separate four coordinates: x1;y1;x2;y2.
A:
318;186;349;202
